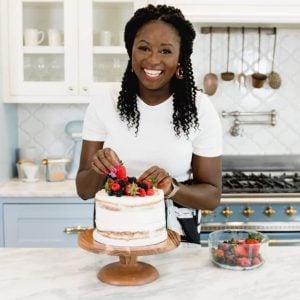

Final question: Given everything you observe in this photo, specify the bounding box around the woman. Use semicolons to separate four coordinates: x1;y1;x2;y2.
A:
76;4;222;243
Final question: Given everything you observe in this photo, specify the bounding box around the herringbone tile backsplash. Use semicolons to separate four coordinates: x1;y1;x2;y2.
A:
18;28;300;160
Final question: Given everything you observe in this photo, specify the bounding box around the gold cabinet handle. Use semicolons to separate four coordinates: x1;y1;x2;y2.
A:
264;206;276;217
202;209;213;217
64;226;92;234
285;206;297;217
222;207;233;218
243;207;254;218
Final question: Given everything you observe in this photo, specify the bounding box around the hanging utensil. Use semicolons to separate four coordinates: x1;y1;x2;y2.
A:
237;27;247;88
221;27;234;81
251;27;267;88
268;28;282;89
203;27;218;96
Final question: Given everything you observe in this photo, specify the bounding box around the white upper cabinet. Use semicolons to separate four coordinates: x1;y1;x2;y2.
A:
3;0;135;103
2;0;300;103
8;0;78;101
78;0;134;98
163;0;300;24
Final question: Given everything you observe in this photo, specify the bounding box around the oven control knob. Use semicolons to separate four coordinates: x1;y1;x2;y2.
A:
202;209;213;217
264;206;276;217
285;206;297;217
222;207;233;218
243;207;254;218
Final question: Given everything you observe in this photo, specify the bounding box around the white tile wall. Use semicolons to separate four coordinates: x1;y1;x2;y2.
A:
18;104;87;160
18;28;300;159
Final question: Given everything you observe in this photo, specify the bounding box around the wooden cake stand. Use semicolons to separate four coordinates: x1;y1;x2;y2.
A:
78;229;180;286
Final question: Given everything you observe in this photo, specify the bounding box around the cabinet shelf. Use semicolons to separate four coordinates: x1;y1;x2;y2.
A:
23;46;64;54
93;46;126;54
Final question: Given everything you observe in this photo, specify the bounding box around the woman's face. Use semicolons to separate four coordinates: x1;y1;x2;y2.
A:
131;20;181;98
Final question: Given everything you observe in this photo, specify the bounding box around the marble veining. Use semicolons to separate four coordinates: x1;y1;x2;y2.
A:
0;245;300;300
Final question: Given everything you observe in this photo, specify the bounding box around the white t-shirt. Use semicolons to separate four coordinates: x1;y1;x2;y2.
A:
83;87;222;182
83;87;222;236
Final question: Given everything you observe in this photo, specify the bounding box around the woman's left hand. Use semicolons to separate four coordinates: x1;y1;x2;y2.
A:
138;166;173;195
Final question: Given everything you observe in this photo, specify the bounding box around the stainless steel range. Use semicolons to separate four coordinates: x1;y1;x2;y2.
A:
200;155;300;246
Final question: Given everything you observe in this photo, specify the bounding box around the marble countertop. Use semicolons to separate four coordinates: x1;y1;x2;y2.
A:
0;179;78;197
0;179;299;205
1;244;300;300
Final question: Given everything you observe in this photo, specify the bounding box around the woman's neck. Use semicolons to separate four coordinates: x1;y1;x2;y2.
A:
138;88;172;106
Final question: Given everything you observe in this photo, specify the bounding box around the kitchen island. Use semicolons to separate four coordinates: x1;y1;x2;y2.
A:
1;244;299;300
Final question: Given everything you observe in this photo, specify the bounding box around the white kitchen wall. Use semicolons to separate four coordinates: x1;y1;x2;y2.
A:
18;28;300;160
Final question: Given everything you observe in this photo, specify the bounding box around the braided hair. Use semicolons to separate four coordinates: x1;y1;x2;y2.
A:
117;4;198;137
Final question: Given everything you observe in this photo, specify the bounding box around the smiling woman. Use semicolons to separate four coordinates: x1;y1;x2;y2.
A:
131;20;181;102
76;4;223;244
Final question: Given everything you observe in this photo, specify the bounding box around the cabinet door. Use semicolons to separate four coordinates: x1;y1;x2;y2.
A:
78;0;134;96
8;0;78;97
3;203;94;247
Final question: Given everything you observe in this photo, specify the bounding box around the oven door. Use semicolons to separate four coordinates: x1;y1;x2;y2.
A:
199;201;300;246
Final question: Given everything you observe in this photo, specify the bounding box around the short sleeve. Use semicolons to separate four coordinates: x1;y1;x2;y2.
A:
192;93;223;157
82;98;107;141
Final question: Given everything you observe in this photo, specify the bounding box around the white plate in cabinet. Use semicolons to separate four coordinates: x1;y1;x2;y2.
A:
3;203;94;248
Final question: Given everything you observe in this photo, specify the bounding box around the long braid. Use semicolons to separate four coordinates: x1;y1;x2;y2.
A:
118;4;198;136
117;62;140;134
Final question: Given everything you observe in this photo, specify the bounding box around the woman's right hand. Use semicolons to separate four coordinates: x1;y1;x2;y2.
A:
91;147;120;176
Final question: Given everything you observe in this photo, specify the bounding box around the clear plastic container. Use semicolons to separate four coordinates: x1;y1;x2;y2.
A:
208;230;269;270
42;157;70;182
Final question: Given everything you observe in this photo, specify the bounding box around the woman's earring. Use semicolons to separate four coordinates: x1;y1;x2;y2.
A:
176;66;184;79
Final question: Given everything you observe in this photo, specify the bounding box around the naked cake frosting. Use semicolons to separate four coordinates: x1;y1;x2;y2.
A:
93;164;168;247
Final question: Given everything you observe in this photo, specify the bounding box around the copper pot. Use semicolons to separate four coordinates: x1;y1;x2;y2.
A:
204;73;218;96
252;72;267;88
268;28;282;89
221;27;234;82
203;28;218;96
221;72;234;81
252;28;266;89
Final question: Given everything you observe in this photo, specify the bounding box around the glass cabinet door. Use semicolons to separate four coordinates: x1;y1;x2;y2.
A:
9;0;78;96
79;0;134;95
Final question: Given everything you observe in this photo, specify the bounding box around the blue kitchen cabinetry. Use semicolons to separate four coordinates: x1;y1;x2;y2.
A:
0;197;94;247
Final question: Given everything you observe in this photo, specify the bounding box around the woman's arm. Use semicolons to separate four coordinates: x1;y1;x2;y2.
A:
76;140;120;200
137;155;222;210
171;155;222;210
76;140;104;200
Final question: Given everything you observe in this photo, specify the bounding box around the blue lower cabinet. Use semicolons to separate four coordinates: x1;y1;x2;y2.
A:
3;203;94;247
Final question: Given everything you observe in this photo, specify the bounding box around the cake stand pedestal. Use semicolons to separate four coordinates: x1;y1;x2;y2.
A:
78;229;180;286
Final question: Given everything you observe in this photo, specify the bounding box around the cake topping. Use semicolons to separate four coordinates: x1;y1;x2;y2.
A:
104;163;156;197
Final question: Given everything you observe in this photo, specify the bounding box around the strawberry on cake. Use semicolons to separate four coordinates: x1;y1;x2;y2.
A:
93;163;168;247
